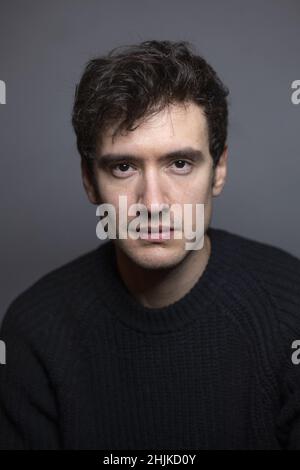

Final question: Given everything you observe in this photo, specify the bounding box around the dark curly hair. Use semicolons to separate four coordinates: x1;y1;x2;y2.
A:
71;40;229;175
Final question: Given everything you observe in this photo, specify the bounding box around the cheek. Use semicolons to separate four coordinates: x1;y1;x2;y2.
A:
179;166;213;202
95;181;138;225
96;172;137;201
180;181;212;204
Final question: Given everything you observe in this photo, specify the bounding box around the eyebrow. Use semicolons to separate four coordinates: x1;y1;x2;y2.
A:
96;147;206;167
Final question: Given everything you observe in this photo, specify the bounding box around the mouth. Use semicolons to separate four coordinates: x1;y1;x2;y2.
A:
138;226;174;242
139;226;174;234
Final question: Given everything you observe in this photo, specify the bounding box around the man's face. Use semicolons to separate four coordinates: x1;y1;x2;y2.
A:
82;101;227;270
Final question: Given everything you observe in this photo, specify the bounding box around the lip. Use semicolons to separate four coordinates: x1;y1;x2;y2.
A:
140;226;174;234
139;227;174;241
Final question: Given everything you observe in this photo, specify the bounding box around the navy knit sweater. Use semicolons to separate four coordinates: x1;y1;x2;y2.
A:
1;227;300;450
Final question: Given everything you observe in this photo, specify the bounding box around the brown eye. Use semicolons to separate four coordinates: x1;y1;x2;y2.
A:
118;163;130;172
171;159;193;173
111;162;136;178
174;160;186;168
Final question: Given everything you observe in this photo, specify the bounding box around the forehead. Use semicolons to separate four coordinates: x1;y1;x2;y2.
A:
98;101;209;157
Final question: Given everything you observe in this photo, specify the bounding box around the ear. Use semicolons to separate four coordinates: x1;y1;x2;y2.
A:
81;158;100;205
212;145;228;197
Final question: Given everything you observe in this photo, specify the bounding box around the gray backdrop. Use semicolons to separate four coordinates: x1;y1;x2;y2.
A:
0;0;299;321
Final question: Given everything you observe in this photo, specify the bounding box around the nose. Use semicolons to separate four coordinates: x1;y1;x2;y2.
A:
138;168;169;219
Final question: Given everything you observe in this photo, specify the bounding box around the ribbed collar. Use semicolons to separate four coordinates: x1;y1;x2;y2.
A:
93;226;235;334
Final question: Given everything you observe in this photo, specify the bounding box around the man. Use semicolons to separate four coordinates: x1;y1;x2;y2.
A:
1;40;300;450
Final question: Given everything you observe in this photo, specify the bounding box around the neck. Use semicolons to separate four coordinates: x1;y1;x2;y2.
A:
114;233;211;308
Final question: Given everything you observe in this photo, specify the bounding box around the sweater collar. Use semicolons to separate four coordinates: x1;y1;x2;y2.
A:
94;226;234;334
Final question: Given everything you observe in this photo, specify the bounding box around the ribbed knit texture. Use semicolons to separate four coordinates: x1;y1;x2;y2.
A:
1;226;300;449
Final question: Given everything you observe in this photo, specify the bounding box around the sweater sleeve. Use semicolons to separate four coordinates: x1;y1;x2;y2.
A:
0;298;61;450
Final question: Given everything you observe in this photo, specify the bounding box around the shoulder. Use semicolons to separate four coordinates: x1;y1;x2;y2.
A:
219;228;300;299
1;241;111;343
212;227;300;291
213;227;300;342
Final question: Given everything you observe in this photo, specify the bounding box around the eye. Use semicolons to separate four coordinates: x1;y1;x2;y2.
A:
111;162;136;178
171;159;193;174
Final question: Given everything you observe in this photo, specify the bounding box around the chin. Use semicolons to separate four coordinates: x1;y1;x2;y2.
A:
116;239;188;271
